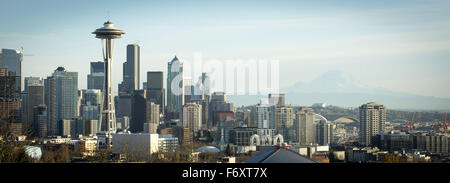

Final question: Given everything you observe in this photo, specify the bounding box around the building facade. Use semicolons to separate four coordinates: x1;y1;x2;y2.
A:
268;93;285;107
33;105;47;138
146;71;165;115
0;49;21;92
182;103;202;133
167;56;184;117
87;61;104;91
23;77;44;127
131;90;160;133
118;44;140;95
229;127;258;146
296;107;315;145
315;120;333;145
45;67;78;136
112;133;159;156
255;104;271;129
359;102;386;146
0;66;21;123
273;106;294;142
412;133;448;153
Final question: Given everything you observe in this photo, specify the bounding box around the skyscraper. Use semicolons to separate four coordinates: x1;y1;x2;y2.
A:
82;105;99;121
116;95;132;118
146;71;165;115
127;44;140;90
273;106;294;142
296;107;315;145
44;75;56;135
130;90;159;133
119;44;140;95
359;102;386;146
84;89;102;106
209;92;235;126
24;77;43;92
0;53;21;123
80;119;98;137
87;61;104;90
167;56;184;118
25;77;44;130
0;49;22;91
255;103;271;129
81;89;101;122
131;91;144;127
182;103;202;133
1;50;22;133
33;105;47;138
202;94;210;129
315;120;333;145
183;77;193;103
199;73;210;129
45;67;78;136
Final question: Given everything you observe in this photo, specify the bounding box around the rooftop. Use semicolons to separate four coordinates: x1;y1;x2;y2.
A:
244;148;316;163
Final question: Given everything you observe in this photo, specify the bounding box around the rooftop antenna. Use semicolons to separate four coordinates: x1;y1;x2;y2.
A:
107;10;110;22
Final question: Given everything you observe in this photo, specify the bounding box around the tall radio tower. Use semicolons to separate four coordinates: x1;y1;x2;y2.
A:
92;21;125;147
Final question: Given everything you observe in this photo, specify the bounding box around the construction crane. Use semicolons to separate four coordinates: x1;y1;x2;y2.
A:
0;47;34;57
435;112;448;134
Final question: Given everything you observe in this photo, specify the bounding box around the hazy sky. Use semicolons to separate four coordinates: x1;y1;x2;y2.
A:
1;0;450;99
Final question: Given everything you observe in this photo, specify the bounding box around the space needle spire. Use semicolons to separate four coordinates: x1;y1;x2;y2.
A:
92;20;125;148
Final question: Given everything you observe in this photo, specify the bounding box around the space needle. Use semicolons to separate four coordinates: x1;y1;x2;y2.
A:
92;21;124;148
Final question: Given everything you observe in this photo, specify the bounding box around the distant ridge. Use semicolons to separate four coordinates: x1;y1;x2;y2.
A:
227;70;450;111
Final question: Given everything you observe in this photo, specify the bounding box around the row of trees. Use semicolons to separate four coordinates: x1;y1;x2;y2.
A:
0;119;33;162
0;119;75;163
2;118;256;163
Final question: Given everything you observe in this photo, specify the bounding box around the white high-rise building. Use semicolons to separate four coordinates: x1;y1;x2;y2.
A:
182;103;202;133
359;102;386;146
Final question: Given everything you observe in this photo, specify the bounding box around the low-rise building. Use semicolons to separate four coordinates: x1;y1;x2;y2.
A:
158;134;178;153
412;133;448;153
375;130;412;152
78;138;98;154
229;127;257;146
112;133;159;156
345;147;388;163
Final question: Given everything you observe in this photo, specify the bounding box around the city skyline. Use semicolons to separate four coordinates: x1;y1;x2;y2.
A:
1;0;450;108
